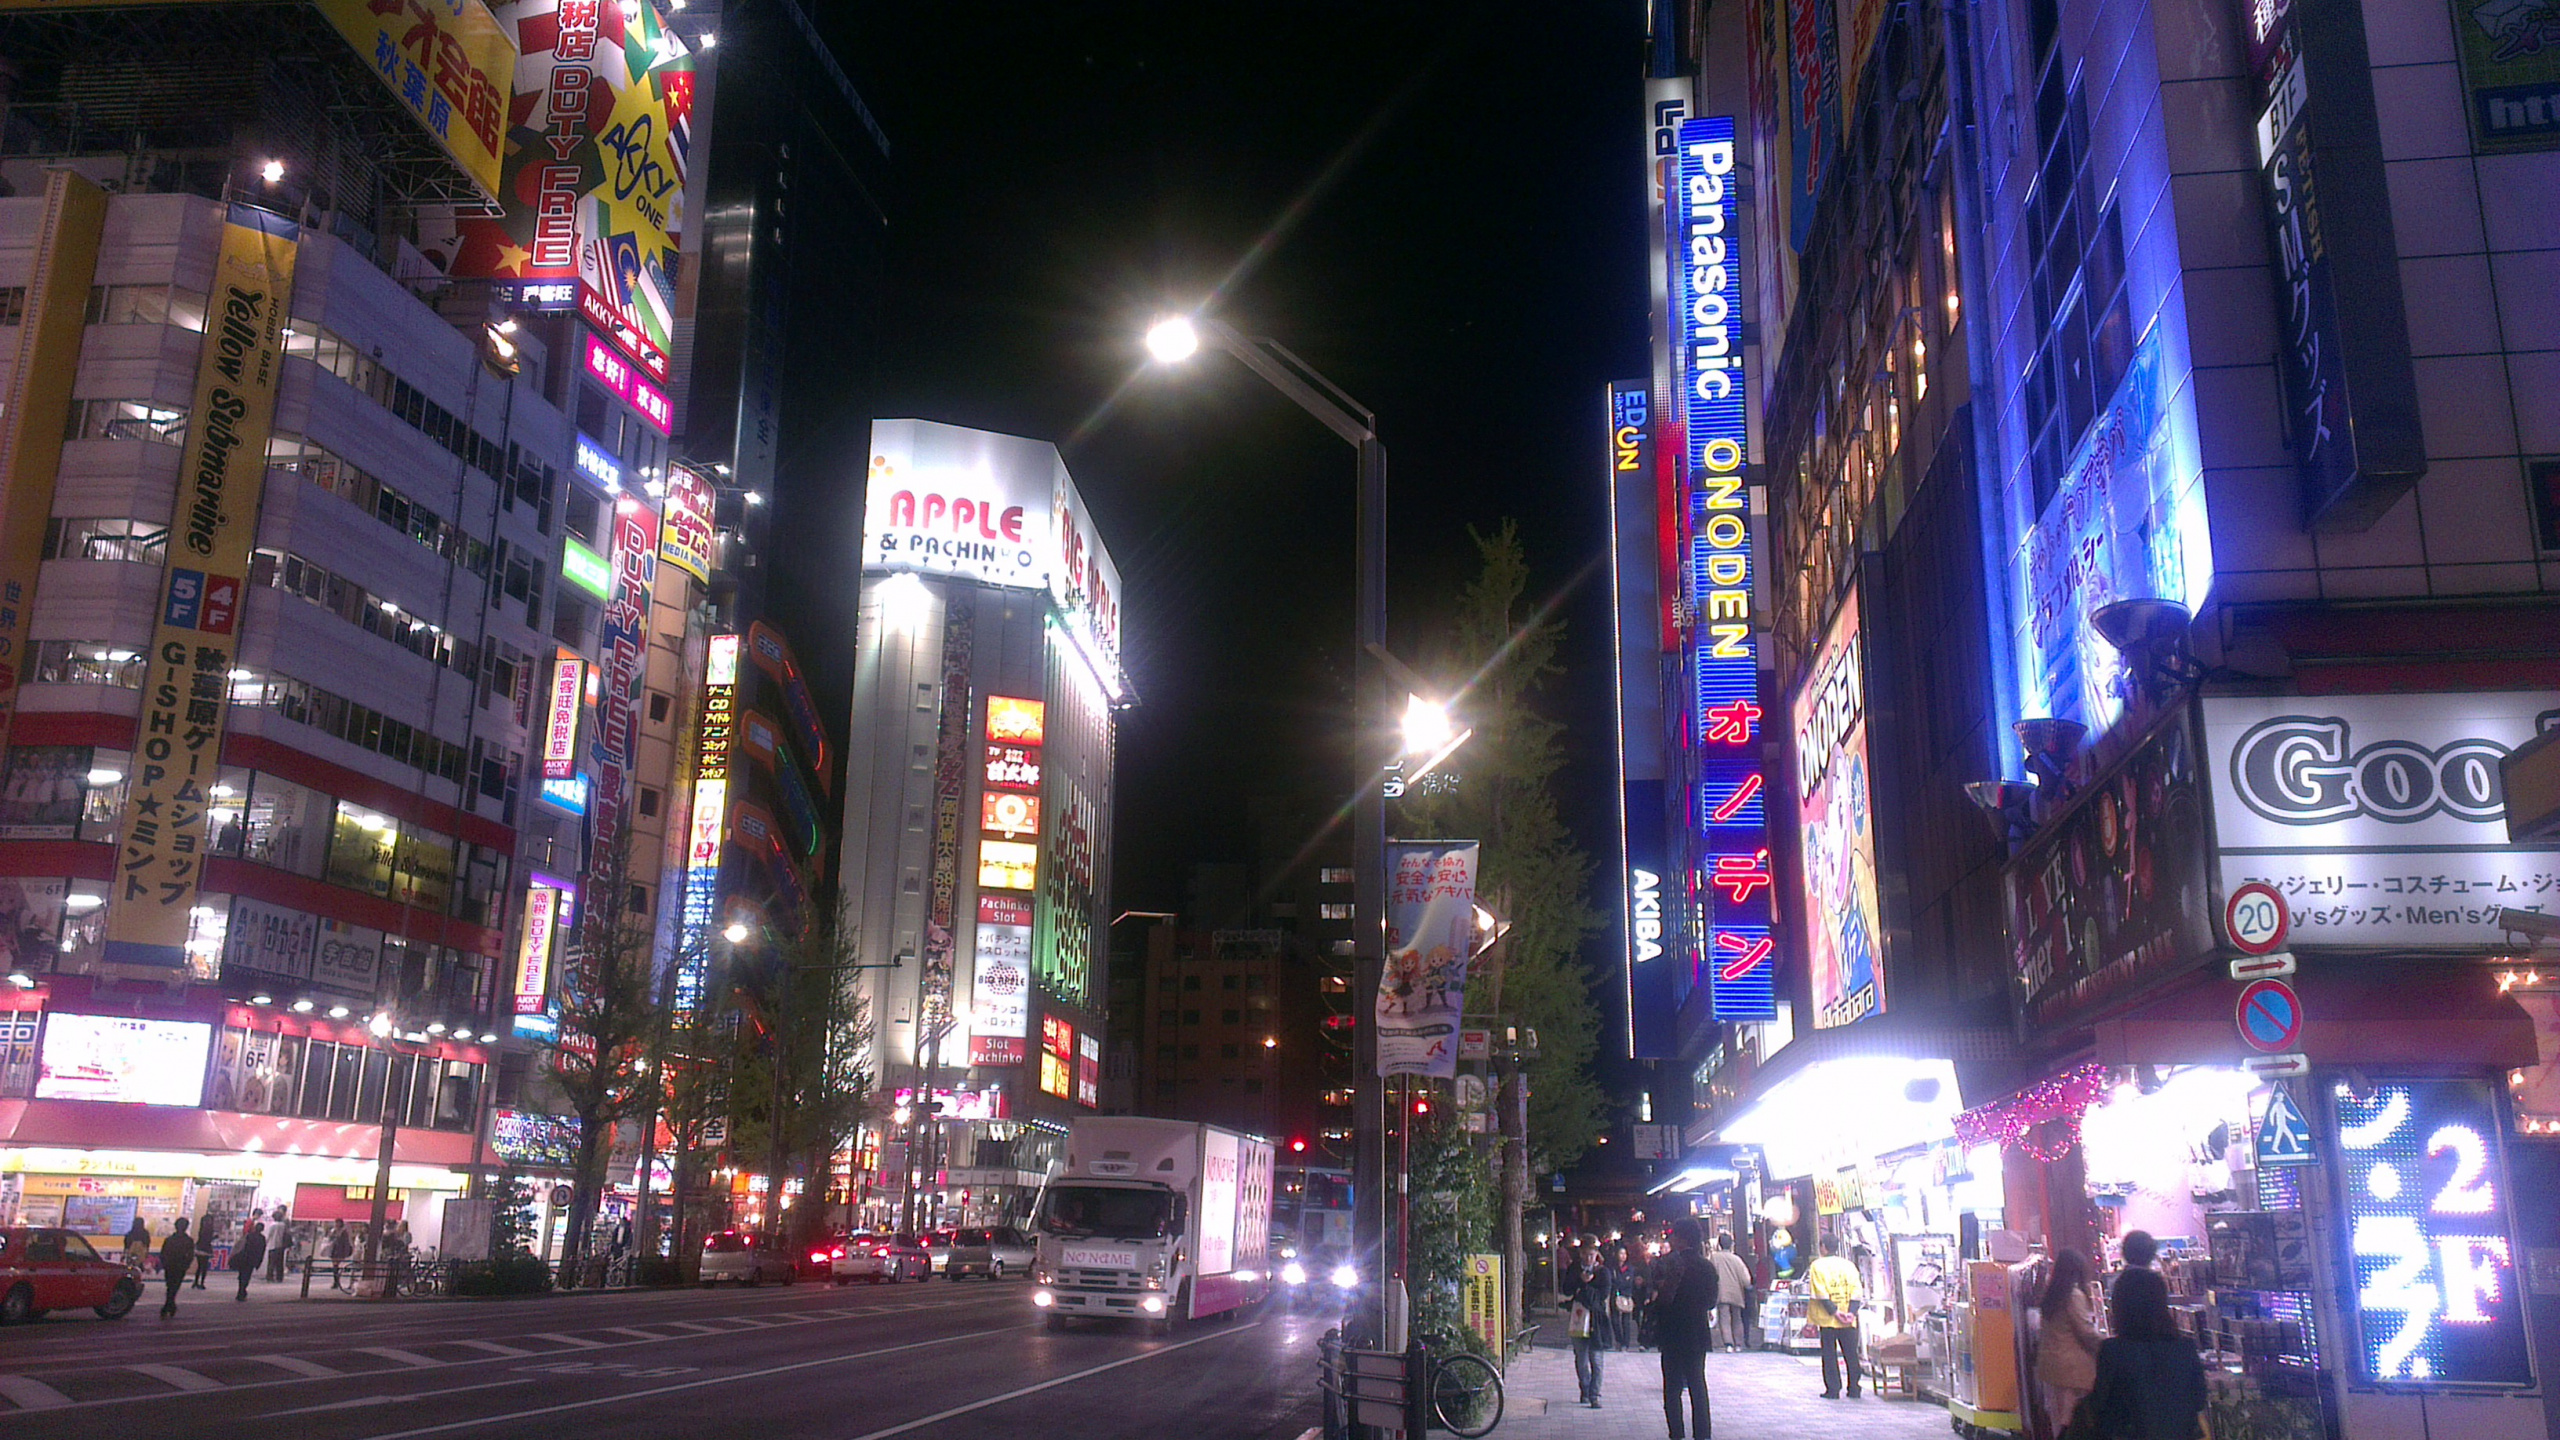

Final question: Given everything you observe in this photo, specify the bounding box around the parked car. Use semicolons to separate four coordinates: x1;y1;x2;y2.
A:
830;1232;932;1284
923;1229;957;1274
0;1228;143;1323
698;1229;796;1286
798;1232;852;1280
945;1226;1036;1280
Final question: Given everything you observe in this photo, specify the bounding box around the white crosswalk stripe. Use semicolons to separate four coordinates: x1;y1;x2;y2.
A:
0;1374;73;1410
254;1355;345;1377
450;1339;535;1357
132;1364;223;1392
357;1347;442;1367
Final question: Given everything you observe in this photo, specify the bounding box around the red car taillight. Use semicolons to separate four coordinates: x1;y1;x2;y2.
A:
810;1251;827;1264
874;1246;890;1257
830;1248;845;1259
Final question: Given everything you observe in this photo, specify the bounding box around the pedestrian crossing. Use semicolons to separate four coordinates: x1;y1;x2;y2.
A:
0;1294;992;1413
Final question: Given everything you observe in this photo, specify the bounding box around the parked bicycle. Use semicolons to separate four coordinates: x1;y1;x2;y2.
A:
1423;1341;1504;1437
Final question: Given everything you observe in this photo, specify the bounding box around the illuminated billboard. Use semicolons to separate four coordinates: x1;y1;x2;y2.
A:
1792;593;1884;1027
1675;115;1775;1023
678;637;738;1013
583;333;671;436
514;882;563;1017
413;0;695;379
1039;1015;1074;1099
978;840;1038;892
35;1015;211;1107
981;791;1039;837
543;654;584;780
968;895;1031;1067
1077;1030;1101;1108
659;464;716;584
986;696;1046;745
864;420;1051;589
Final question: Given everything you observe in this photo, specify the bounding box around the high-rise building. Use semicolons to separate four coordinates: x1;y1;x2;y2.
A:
1624;0;2559;1426
836;418;1125;1231
0;0;828;1263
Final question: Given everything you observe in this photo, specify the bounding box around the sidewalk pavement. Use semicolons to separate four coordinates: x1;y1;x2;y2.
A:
1497;1336;1953;1440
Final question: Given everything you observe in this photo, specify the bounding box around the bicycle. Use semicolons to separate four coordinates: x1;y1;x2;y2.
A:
1424;1342;1504;1437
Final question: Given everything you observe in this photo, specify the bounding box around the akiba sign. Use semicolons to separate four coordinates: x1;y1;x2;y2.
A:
2205;692;2560;949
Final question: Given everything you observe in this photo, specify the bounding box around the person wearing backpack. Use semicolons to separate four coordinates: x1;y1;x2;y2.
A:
1567;1241;1616;1407
1647;1218;1719;1440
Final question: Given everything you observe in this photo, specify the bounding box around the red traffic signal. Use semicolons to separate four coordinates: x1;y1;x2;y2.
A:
1290;1137;1308;1153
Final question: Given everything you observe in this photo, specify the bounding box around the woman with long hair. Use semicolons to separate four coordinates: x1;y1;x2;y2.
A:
2035;1249;2101;1432
2084;1267;2206;1439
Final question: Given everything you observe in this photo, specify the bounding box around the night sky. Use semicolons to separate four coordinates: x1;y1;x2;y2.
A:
789;6;1652;1012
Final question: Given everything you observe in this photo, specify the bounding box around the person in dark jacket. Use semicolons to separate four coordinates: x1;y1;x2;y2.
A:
1569;1243;1616;1407
229;1217;267;1301
1647;1218;1720;1440
2084;1267;2205;1440
190;1218;215;1287
157;1219;195;1319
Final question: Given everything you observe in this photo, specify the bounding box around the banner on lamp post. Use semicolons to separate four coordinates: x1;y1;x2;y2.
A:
1376;840;1480;1078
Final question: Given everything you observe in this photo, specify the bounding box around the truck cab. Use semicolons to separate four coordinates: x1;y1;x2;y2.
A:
1032;1179;1187;1327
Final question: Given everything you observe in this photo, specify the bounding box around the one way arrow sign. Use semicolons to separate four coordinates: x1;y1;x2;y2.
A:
2255;1086;2316;1167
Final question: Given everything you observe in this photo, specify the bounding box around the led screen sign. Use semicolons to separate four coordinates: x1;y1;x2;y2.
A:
583;333;671;436
2334;1077;2533;1387
542;654;584;780
2205;692;2560;949
1675;115;1773;1023
1039;1015;1074;1099
514;883;563;1017
1793;592;1884;1027
969;895;1031;1067
35;1015;211;1107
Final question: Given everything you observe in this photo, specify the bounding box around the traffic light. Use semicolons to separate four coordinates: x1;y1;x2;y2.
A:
1290;1137;1308;1153
1413;1098;1430;1115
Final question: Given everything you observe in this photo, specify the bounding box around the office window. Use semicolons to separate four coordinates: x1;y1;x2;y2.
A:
65;399;186;444
638;787;663;819
1319;866;1353;884
1182;1009;1200;1025
390;825;458;913
1157;976;1177;993
1222;974;1240;990
1183;974;1201;991
324;803;400;897
1221;1009;1241;1026
1156;1045;1176;1063
1247;975;1266;992
1221;1044;1240;1060
1319;903;1354;920
1158;1010;1178;1029
649;692;672;724
1181;1045;1199;1060
627;883;649;915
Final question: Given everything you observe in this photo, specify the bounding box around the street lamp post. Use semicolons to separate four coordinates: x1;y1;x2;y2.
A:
1146;314;1390;1346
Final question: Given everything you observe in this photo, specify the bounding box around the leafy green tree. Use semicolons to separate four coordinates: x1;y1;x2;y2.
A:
1394;520;1607;1172
1405;1108;1498;1355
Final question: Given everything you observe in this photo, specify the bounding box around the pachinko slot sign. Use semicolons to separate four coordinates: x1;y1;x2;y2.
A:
1673;114;1773;1021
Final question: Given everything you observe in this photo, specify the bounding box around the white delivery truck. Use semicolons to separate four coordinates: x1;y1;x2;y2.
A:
1031;1116;1274;1331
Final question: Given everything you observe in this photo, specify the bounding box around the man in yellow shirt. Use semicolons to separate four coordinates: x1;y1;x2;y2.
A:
1806;1233;1865;1399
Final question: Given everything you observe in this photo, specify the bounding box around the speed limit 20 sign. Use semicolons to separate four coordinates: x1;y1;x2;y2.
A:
2225;882;2289;955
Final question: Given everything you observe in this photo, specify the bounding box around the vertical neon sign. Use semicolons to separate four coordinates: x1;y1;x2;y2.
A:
1675;114;1775;1022
677;633;740;1016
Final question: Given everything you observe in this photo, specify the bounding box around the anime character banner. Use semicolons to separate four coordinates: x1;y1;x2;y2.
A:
1376;841;1480;1078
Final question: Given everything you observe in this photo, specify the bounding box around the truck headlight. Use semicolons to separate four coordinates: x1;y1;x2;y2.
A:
1330;1263;1359;1291
1282;1261;1308;1286
1141;1295;1166;1314
1032;1289;1054;1307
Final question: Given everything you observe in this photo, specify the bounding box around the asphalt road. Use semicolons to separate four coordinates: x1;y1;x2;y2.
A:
0;1275;1324;1440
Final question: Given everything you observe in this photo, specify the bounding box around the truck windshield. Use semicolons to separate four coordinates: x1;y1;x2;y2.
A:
1038;1185;1173;1239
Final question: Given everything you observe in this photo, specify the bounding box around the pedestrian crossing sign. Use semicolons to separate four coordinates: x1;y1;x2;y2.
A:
2256;1086;2316;1167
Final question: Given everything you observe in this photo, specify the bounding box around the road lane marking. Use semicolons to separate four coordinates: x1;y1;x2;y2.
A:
0;1374;73;1410
659;1321;726;1334
132;1364;224;1392
352;1324;1033;1440
357;1347;443;1368
523;1332;605;1348
255;1355;345;1378
842;1322;1266;1440
450;1340;534;1358
598;1327;666;1340
258;1378;538;1419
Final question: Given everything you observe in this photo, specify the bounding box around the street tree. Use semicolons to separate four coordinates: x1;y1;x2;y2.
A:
540;832;661;1286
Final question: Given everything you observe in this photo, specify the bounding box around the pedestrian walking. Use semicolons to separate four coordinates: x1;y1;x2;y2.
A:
1567;1242;1614;1408
2083;1267;2205;1439
1613;1242;1644;1350
1806;1233;1865;1399
1647;1218;1719;1440
386;1222;413;1297
327;1221;355;1290
1708;1232;1752;1352
229;1217;267;1302
2036;1248;2102;1431
157;1219;195;1319
190;1218;215;1288
122;1216;152;1270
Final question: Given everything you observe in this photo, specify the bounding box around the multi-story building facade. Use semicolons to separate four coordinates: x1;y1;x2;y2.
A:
0;0;813;1265
836;419;1125;1231
1622;0;2558;1430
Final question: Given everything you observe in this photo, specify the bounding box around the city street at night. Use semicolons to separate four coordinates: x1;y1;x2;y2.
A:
0;1283;1321;1440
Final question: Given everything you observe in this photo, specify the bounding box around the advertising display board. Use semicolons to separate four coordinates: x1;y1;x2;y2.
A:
1199;1128;1240;1276
2007;704;2217;1029
1049;471;1124;696
1077;1030;1101;1108
312;0;515;201
542;653;584;780
589;498;659;864
1610;376;1677;1058
105;206;298;970
968;894;1031;1066
582;332;670;434
1376;841;1480;1077
514;883;562;1017
413;0;692;376
2332;1077;2533;1386
658;464;716;583
863;420;1051;590
2204;692;2560;949
1039;1015;1074;1099
222;896;317;985
1675;116;1776;1024
1793;593;1885;1027
35;1015;212;1106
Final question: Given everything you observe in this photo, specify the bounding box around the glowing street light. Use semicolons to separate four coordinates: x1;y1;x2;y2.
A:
723;920;752;945
260;159;284;185
1143;315;1201;364
1399;693;1472;787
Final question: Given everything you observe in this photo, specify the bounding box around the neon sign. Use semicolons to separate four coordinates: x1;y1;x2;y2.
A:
2335;1077;2533;1387
1675;113;1772;1022
678;637;739;1015
582;333;671;436
542;654;584;781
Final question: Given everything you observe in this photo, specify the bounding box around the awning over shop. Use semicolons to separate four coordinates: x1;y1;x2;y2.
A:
0;1099;480;1169
2091;963;2536;1070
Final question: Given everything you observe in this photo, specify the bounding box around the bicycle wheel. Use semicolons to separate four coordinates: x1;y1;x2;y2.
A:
1430;1352;1504;1438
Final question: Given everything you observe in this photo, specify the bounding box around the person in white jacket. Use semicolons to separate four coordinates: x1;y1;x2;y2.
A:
1709;1233;1753;1352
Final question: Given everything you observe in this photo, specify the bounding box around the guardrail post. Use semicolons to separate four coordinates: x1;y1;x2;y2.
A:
1405;1343;1428;1437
